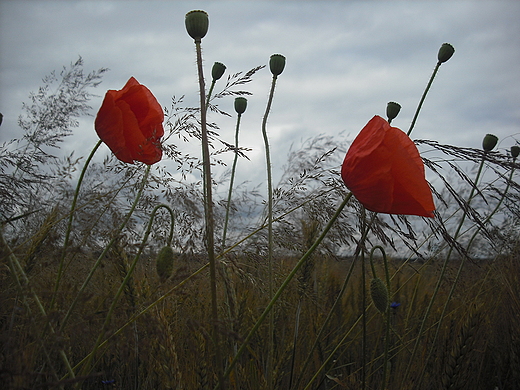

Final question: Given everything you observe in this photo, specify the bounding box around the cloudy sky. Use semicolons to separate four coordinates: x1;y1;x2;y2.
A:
1;0;519;189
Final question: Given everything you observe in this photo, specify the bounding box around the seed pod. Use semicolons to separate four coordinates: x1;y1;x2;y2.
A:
386;102;401;122
269;54;286;76
511;145;520;160
370;277;389;314
234;97;248;115
156;246;175;281
438;43;455;63
482;134;498;152
212;62;226;81
185;10;209;40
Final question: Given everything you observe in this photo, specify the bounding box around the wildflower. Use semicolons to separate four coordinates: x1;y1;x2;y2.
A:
95;77;164;165
341;115;435;217
390;301;401;309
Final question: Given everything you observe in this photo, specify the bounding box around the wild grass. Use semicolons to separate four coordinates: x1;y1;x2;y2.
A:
1;40;520;390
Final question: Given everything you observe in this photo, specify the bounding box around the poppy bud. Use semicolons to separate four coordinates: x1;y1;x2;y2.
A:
437;43;455;64
234;97;248;115
185;10;209;40
156;246;175;282
386;102;401;122
482;134;498;152
212;62;226;81
269;54;286;76
370;277;389;314
511;145;520;160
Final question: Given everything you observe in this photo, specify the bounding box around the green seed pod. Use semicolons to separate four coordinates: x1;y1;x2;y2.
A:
269;54;286;76
234;97;248;115
156;246;175;281
511;145;520;160
386;102;401;122
185;10;209;40
212;62;226;81
482;134;498;152
438;43;455;64
370;277;389;314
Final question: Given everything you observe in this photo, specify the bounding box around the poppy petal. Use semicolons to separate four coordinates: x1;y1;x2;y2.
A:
341;116;435;217
95;77;163;165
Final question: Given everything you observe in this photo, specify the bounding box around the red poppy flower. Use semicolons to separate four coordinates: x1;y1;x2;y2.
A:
95;77;164;165
341;115;435;217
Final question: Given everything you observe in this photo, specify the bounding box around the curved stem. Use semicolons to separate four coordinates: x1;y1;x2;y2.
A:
51;140;102;308
222;113;242;248
262;74;277;389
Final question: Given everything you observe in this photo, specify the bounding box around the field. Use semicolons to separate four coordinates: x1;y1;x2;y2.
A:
1;25;520;390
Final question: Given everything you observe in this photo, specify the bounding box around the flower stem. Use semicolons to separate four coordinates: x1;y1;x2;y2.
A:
51;140;102;309
194;38;223;389
222;112;242;248
262;73;278;389
407;61;441;137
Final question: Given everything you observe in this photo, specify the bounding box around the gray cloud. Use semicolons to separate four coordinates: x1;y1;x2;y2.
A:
1;1;519;189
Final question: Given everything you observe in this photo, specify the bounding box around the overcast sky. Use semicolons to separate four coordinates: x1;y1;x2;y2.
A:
1;0;519;189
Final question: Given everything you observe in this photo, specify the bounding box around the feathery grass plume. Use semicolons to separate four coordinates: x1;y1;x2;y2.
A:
156;245;175;282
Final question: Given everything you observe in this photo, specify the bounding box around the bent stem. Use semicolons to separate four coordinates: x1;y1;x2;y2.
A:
76;204;174;382
222;111;242;248
217;192;353;389
51;140;102;309
194;37;223;388
262;72;279;388
60;165;151;333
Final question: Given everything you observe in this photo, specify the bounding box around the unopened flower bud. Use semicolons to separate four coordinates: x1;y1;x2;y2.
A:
185;10;209;40
156;246;175;282
438;43;455;64
234;97;248;115
482;134;498;152
212;62;226;81
269;54;286;76
511;145;520;160
386;102;401;122
370;277;389;314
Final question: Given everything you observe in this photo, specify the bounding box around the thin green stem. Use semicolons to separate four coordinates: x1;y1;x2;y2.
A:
51;140;102;308
194;38;223;389
262;74;277;389
407;61;441;136
60;165;151;333
217;193;353;389
222;113;242;248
